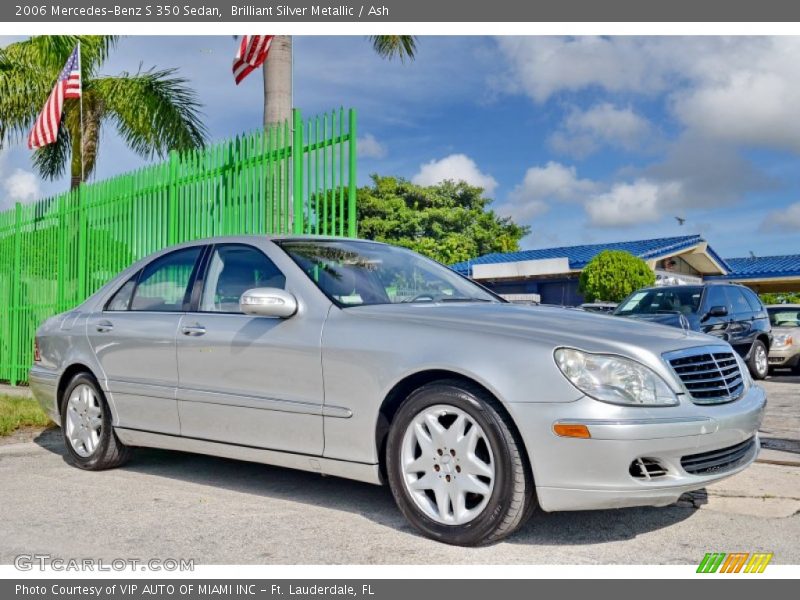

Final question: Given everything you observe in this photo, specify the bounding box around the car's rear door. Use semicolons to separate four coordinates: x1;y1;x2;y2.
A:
87;245;205;434
725;286;759;354
175;242;324;455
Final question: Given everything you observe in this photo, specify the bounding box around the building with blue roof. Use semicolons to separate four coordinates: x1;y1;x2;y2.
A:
451;235;800;305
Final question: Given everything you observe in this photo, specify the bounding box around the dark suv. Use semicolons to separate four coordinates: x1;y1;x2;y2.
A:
613;283;772;379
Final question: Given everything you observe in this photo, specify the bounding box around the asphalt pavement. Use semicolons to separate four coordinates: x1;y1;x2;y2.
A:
1;375;798;565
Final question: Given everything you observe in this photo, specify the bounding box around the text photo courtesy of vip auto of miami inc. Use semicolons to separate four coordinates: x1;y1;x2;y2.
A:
0;27;799;581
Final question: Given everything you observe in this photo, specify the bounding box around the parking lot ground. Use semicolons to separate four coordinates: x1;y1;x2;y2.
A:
0;376;798;565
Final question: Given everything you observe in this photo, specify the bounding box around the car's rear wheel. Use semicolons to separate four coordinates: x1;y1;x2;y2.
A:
386;381;534;546
61;373;131;470
748;340;769;380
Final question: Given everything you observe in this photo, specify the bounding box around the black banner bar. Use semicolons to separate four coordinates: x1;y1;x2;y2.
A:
3;580;799;600
5;0;800;22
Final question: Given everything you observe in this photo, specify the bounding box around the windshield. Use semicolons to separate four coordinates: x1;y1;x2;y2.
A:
768;307;800;328
614;287;704;317
278;240;500;307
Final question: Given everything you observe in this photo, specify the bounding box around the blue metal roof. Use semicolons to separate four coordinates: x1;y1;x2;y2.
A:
452;234;730;276
707;255;800;281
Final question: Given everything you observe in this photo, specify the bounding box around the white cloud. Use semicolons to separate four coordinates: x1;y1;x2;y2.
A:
496;36;800;154
412;154;498;195
671;37;800;152
500;162;597;224
585;179;682;228
0;151;41;210
550;103;652;157
494;37;671;102
760;202;800;232
4;168;41;203
357;133;387;159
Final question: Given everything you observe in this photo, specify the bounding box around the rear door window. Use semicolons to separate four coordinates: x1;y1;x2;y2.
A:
130;247;203;312
724;287;755;317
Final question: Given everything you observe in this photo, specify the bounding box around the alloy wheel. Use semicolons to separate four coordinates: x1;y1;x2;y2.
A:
65;384;103;458
400;404;495;525
755;345;768;376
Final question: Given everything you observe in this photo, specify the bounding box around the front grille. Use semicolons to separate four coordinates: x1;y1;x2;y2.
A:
667;348;744;404
681;438;756;475
768;357;784;364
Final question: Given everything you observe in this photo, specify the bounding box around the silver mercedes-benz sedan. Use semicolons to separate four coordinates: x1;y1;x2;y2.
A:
30;236;766;546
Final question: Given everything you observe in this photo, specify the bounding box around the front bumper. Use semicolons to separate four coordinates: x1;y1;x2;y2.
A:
507;384;766;512
768;347;800;368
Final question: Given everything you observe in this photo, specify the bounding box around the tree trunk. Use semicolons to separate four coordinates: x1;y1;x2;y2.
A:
263;35;292;129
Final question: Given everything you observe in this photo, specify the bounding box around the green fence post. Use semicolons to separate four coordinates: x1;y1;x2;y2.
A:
9;203;22;386
168;150;179;245
76;185;88;300
348;109;357;238
292;109;304;234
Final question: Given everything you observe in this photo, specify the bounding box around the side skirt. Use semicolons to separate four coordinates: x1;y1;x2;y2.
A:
115;428;383;486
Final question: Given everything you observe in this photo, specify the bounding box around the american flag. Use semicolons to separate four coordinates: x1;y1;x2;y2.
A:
27;45;82;150
232;35;274;85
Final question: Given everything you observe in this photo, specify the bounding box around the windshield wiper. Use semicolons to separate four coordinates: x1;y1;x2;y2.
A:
439;297;494;303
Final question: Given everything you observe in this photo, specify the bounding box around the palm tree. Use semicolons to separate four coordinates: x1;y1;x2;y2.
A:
0;35;207;189
262;35;417;126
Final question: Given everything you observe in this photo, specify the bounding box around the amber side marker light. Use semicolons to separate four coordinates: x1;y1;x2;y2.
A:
553;423;591;438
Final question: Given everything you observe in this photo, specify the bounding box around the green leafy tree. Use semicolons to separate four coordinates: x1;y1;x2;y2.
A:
579;250;655;303
356;175;529;264
760;292;800;304
0;35;207;189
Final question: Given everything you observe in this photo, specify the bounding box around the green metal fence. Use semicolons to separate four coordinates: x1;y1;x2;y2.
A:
0;108;357;385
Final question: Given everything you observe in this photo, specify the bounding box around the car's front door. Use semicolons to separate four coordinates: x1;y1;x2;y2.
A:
176;243;324;455
87;246;204;434
699;285;733;342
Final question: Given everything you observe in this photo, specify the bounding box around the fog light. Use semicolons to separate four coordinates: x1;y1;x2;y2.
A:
553;423;591;438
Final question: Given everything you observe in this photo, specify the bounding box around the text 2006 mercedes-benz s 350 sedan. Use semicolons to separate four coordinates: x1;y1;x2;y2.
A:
30;236;766;546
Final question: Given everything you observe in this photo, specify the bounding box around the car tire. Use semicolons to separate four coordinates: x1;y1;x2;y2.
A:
60;372;131;470
747;340;769;380
386;380;534;546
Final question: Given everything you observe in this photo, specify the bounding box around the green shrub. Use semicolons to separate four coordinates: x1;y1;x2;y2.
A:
579;250;655;303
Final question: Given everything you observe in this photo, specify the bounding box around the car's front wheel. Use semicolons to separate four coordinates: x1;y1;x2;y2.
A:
747;340;769;380
386;381;534;546
61;373;131;470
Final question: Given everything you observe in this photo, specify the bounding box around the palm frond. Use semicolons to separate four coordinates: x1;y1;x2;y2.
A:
369;36;417;62
92;68;207;159
31;120;72;180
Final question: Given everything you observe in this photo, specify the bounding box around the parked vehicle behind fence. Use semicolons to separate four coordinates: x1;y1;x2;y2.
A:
766;304;800;373
30;237;765;546
613;283;772;380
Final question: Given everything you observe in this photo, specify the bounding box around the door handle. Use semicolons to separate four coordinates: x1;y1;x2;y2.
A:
95;320;114;333
181;324;206;336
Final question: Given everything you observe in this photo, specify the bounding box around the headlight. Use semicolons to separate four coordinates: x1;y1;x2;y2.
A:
554;348;679;406
773;333;793;348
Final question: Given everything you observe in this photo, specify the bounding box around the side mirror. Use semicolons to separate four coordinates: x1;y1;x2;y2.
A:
702;305;728;321
240;288;298;318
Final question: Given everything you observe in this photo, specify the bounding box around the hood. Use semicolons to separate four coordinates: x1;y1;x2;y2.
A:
346;302;717;357
618;312;690;329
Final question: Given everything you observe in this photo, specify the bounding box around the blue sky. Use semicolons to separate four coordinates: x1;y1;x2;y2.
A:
2;35;800;259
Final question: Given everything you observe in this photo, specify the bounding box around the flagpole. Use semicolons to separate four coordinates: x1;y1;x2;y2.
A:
77;40;85;184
